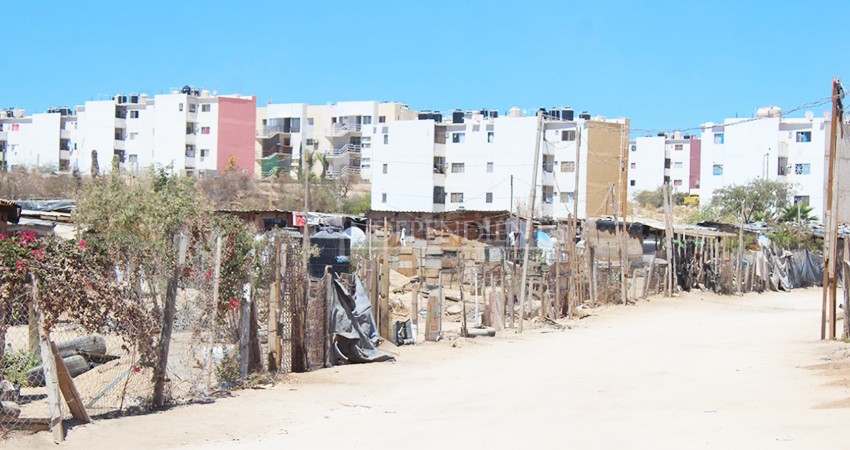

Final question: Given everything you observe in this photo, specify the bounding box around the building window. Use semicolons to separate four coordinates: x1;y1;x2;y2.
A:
451;163;465;173
486;192;493;203
674;179;683;186
433;186;446;204
486;162;494;173
560;161;575;172
794;163;811;175
630;180;636;186
452;132;465;143
11;124;19;131
363;116;372;125
185;146;196;157
450;192;464;203
713;133;724;144
179;103;184;112
201;126;211;135
383;134;388;145
128;132;139;140
560;191;574;203
382;163;388;174
487;131;495;143
307;118;314;126
674;162;683;169
201;104;211;112
378;116;386;123
674;144;683;151
382;193;387;203
778;156;788;175
129;110;140;119
305;138;315;146
189;104;197;113
561;130;576;141
713;164;723;175
630;144;636;152
630;162;636;169
796;131;812;143
200;149;209;161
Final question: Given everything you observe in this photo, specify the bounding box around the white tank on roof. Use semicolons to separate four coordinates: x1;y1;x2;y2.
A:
509;106;522;118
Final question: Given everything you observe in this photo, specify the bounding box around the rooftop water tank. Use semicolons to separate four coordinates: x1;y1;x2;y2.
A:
562;108;574;121
579;111;591;120
509;107;522;117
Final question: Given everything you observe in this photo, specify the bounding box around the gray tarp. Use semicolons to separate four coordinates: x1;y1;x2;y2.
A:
787;249;824;288
328;276;394;364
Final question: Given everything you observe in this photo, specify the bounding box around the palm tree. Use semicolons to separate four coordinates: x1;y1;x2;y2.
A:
779;203;816;224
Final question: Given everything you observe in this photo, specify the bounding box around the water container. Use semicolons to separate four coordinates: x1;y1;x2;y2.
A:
452;111;464;124
562;108;574;121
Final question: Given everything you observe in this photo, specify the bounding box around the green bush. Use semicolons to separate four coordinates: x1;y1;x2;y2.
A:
2;349;41;387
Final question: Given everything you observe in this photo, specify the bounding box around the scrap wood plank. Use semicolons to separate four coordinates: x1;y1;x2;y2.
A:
50;341;91;424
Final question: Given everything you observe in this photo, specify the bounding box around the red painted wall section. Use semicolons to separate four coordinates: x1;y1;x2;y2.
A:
689;137;701;190
217;96;257;176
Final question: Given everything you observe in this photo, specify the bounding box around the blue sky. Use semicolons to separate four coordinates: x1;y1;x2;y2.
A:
2;0;847;134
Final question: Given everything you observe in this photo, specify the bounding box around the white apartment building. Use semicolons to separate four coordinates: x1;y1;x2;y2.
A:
629;133;701;195
1;87;257;177
0;107;78;172
699;108;829;220
256;101;416;179
370;108;629;220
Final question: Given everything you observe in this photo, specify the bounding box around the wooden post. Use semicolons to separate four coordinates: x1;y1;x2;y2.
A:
663;184;675;297
518;111;544;333
589;246;598;305
555;222;561;318
239;281;251;379
736;203;745;295
32;278;63;442
50;341;91;424
843;237;850;339
268;232;281;371
460;268;468;337
324;269;333;368
153;233;182;408
822;79;842;340
204;234;222;393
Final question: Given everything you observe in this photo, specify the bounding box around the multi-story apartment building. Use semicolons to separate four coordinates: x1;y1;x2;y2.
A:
0;107;77;172
370;107;629;220
256;101;416;179
0;87;256;177
629;133;701;194
699;107;829;220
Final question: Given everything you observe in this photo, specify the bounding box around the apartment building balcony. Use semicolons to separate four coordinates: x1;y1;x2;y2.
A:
0;131;6;141
60;128;71;139
58;159;70;172
256;124;292;139
59;150;71;160
326;143;361;159
326;165;360;179
541;170;555;186
326;123;362;137
114;139;126;151
115;117;126;128
541;201;554;218
185;133;197;146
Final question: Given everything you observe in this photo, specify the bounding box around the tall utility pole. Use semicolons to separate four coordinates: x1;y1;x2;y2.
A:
518;111;544;333
663;183;675;297
570;128;582;313
822;78;844;340
617;122;630;305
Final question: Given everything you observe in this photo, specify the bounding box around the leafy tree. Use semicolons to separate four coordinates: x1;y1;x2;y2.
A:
710;179;792;223
633;186;687;208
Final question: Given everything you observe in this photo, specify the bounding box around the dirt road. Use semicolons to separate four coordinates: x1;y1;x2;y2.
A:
10;288;850;449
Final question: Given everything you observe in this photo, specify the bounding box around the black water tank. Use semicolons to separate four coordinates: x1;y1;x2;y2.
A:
562;108;574;121
434;113;443;122
480;109;488;118
579;111;591;120
490;110;498;118
550;109;561;119
308;229;351;278
452;110;464;124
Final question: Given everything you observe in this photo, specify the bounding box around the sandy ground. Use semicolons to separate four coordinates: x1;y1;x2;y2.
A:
7;287;850;449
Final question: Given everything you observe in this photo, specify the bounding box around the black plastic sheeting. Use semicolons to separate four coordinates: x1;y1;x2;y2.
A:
328;275;394;365
786;249;824;289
